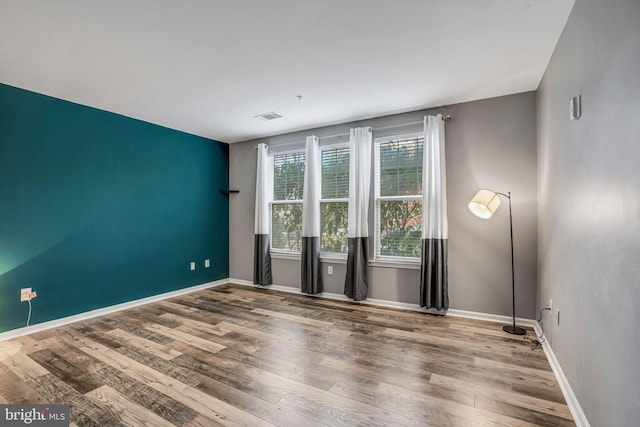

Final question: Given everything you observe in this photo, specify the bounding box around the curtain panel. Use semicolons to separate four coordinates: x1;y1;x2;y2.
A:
344;127;372;301
301;136;323;294
420;115;449;310
254;143;273;285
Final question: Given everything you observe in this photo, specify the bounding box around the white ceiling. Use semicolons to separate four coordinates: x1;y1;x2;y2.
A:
0;0;574;143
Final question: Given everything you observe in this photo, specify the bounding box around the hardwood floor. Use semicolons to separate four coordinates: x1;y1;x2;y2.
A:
0;284;574;426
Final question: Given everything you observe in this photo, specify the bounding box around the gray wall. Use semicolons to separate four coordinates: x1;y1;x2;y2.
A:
230;92;538;318
536;0;640;425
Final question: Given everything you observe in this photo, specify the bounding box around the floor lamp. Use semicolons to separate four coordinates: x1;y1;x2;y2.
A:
468;190;525;335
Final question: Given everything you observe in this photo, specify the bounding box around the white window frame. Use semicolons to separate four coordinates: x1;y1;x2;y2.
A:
269;148;305;255
319;142;350;258
373;132;424;264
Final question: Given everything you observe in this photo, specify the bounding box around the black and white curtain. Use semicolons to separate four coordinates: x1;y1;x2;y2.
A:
420;115;449;310
344;127;372;301
301;136;323;294
254;143;273;286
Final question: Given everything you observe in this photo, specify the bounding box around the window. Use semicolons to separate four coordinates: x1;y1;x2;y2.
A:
271;151;305;252
374;133;424;260
320;146;350;254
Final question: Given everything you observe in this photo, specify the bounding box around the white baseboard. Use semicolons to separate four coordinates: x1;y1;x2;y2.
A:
447;308;537;328
228;278;536;327
231;278;427;310
0;279;228;343
533;323;590;427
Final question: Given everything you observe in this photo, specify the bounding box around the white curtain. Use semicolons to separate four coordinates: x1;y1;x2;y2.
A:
301;136;322;294
420;114;448;309
344;127;372;301
253;143;272;285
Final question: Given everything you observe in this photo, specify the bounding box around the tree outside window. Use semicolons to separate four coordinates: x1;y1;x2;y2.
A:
375;135;424;259
320;146;349;254
271;152;305;251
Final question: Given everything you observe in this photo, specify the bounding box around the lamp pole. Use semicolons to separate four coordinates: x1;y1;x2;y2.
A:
496;192;525;335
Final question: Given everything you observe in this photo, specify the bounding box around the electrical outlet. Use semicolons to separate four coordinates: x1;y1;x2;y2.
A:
190;262;196;271
205;259;210;268
549;299;553;311
20;288;32;302
327;266;333;275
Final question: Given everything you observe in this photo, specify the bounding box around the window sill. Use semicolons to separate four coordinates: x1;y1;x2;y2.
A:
368;259;421;270
270;251;300;261
270;252;348;265
320;254;347;264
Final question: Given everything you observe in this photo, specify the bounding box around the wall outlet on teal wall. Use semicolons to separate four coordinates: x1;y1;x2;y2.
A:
20;288;32;302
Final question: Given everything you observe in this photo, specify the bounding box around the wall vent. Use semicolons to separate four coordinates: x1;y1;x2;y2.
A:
254;111;283;121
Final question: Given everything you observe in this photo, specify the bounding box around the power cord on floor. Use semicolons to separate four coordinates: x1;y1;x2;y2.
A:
27;299;33;327
23;289;37;327
524;307;551;350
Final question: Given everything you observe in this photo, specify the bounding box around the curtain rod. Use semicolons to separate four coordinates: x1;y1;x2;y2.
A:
255;115;452;150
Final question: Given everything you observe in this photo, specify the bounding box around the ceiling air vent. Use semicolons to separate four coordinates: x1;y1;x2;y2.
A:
254;111;283;121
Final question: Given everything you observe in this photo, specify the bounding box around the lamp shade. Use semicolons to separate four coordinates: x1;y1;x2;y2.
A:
468;189;501;219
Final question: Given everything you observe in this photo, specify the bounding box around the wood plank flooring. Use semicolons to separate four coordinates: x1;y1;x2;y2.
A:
0;284;574;426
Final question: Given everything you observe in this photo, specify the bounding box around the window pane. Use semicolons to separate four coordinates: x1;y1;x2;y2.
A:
321;148;350;199
321;202;348;253
271;203;303;251
378;200;422;258
379;137;423;197
273;152;305;201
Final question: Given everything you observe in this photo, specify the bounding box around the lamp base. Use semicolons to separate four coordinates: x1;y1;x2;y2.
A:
503;325;526;335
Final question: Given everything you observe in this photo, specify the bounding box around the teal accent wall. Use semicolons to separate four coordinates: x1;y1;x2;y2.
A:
0;83;229;333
